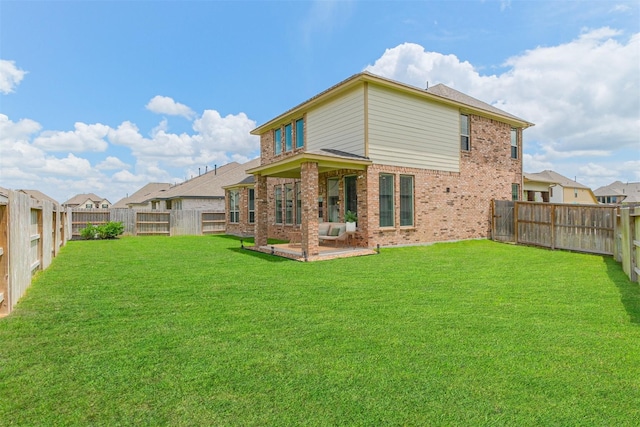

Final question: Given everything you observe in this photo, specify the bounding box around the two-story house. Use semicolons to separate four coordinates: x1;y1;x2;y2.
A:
524;170;598;204
235;72;533;259
62;193;111;209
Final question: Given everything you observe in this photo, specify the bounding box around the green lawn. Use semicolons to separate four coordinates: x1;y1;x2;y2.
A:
1;236;639;426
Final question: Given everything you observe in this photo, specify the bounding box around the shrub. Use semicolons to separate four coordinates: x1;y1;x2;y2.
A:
80;221;124;240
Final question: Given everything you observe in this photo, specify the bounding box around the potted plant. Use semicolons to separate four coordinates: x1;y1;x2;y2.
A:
344;210;357;232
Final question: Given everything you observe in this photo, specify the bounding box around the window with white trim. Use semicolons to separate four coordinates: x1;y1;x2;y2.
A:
275;186;283;223
400;175;414;227
274;128;282;155
229;190;240;223
295;182;302;225
248;189;255;224
379;174;395;227
295;118;304;148
285;123;293;152
460;114;470;151
285;183;294;224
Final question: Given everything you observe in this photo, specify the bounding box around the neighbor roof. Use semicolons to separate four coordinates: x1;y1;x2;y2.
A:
593;181;640;203
251;71;534;135
63;193;108;206
524;170;591;189
593;181;640;197
112;182;172;208
154;158;261;200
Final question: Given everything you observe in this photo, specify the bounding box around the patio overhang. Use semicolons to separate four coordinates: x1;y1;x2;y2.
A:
246;149;372;178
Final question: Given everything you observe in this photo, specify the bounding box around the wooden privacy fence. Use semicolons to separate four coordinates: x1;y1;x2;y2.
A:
71;209;226;238
492;200;639;283
0;189;68;315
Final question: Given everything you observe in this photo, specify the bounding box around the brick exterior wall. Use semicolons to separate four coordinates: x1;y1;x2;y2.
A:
251;113;522;250
365;114;521;247
224;187;255;237
260;117;306;165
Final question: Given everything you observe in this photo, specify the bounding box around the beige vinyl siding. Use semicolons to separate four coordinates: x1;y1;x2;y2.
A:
367;85;460;172
306;86;365;156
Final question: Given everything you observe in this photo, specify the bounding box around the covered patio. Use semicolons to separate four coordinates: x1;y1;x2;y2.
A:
247;149;373;259
247;242;377;262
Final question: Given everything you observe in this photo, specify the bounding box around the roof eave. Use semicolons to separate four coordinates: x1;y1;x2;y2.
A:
251;72;534;135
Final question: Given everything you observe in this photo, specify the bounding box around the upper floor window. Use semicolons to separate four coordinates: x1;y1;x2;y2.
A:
274;128;282;155
460;114;470;151
295;118;304;148
285;123;293;152
511;128;518;159
85;203;92;209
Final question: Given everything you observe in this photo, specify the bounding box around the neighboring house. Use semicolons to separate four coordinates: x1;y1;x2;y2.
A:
593;181;640;205
223;174;256;237
240;71;533;257
112;183;172;209
523;170;598;204
147;159;260;211
63;193;111;209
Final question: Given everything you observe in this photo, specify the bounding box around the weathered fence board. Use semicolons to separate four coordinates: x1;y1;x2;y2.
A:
202;212;226;234
71;209;226;238
492;200;515;242
493;200;616;256
0;190;68;315
493;200;638;282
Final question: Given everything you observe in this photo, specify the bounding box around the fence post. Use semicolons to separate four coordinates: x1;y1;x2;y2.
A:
514;202;519;244
550;204;556;250
631;207;638;282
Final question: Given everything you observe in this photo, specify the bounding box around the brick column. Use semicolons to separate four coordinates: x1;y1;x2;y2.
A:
255;175;268;247
301;162;319;257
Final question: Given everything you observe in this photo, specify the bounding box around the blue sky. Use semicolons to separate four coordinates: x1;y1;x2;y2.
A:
1;0;638;204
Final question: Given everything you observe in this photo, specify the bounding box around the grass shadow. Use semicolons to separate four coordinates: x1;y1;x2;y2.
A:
227;247;294;263
605;256;640;325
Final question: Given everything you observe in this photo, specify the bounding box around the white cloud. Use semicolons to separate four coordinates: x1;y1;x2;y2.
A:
146;95;196;119
96;156;130;171
41;153;93;176
610;4;631;13
0;60;27;94
33;122;110;152
192;110;260;156
0;114;41;142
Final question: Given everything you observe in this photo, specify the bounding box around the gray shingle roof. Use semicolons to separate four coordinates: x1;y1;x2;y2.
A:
593;180;640;202
112;183;172;208
155;158;261;200
524;170;591;189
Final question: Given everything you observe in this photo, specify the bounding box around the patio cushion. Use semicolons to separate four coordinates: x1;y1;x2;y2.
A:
318;223;330;236
329;225;342;236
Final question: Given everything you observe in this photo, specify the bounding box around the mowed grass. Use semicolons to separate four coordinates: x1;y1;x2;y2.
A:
1;236;639;426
